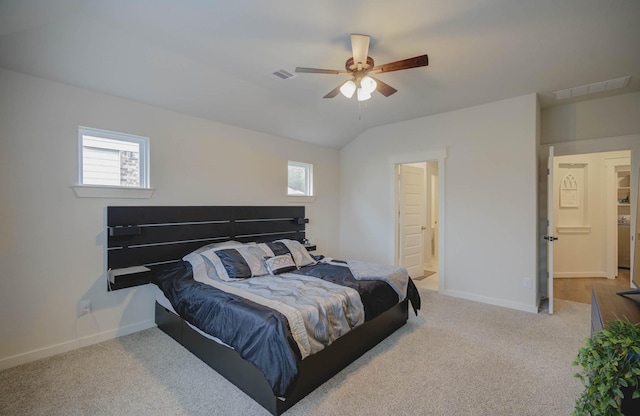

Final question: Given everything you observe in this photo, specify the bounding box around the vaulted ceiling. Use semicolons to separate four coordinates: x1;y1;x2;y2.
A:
1;0;639;148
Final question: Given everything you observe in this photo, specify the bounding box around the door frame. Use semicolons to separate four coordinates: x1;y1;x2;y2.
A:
539;134;640;304
391;148;446;292
547;146;555;314
605;157;632;279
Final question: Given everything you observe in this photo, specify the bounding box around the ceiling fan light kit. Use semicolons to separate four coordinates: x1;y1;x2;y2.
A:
360;76;377;94
339;76;377;100
340;80;356;98
356;87;371;102
295;34;428;102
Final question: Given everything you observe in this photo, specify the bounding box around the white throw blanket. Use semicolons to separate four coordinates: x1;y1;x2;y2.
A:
344;260;409;302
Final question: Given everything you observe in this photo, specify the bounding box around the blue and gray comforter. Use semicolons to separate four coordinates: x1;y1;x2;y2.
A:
152;260;420;397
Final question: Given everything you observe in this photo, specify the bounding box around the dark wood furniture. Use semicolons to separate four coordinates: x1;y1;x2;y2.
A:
156;298;408;415
591;284;640;335
107;206;308;290
591;284;640;415
106;205;410;415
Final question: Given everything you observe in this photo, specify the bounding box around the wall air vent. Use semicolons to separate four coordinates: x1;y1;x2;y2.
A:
271;69;297;80
553;76;630;100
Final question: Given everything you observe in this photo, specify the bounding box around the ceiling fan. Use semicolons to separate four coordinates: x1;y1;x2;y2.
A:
295;34;428;101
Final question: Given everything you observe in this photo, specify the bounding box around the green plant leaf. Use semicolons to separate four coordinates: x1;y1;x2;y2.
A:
574;319;640;415
614;387;624;398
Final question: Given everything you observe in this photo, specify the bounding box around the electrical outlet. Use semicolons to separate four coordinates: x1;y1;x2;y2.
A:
79;299;91;316
522;278;532;289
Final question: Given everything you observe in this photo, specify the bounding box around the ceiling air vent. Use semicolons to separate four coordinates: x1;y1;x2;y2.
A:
553;76;630;100
271;69;297;80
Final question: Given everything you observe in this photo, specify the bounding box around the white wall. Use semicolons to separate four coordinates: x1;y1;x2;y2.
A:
0;68;340;368
541;91;640;145
339;94;539;312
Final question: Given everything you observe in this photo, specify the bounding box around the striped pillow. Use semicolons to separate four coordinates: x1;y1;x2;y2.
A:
200;244;271;280
263;254;297;275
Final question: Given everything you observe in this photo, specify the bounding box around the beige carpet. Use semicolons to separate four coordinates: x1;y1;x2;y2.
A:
0;289;590;415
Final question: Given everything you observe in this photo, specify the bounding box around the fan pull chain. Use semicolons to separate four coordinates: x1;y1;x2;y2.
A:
357;99;368;120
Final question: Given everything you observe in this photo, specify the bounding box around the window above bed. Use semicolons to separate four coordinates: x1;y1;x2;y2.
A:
74;126;154;199
287;161;313;197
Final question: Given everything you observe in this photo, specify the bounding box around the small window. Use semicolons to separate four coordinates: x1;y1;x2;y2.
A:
79;126;149;188
288;161;313;196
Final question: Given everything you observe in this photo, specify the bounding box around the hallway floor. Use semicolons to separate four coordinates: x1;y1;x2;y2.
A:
553;269;631;304
414;270;438;292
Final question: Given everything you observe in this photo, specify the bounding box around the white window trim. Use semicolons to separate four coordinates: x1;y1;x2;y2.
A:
287;195;316;203
72;185;155;199
74;126;153;189
288;160;314;197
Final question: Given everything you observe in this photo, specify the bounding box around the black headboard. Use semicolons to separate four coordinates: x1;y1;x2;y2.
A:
107;206;307;290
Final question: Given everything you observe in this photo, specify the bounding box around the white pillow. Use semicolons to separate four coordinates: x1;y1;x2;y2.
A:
183;251;209;282
277;239;316;268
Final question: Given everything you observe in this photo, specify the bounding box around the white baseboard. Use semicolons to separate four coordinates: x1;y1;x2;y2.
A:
554;272;607;278
440;289;539;314
0;320;156;371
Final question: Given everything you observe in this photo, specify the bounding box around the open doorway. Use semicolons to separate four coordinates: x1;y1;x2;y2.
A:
539;134;639;311
552;150;631;304
397;161;440;291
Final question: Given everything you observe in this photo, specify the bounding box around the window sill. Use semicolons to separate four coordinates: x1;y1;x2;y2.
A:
72;185;155;199
287;196;315;203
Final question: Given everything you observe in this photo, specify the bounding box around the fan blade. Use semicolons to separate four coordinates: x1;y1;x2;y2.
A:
351;34;370;68
370;54;428;74
295;67;348;75
370;77;397;97
323;83;343;98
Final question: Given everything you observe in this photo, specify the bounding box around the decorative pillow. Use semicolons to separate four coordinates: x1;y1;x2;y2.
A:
265;241;291;256
263;254;297;275
277;239;317;268
200;244;272;280
196;240;245;252
182;251;209;281
183;240;245;281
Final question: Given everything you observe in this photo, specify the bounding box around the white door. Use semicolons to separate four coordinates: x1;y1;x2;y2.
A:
399;164;426;279
546;146;557;315
431;173;439;263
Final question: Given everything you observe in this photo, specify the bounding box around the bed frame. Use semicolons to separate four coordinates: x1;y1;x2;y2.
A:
107;206;409;415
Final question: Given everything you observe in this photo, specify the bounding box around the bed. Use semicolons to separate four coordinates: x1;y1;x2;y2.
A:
107;206;420;415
